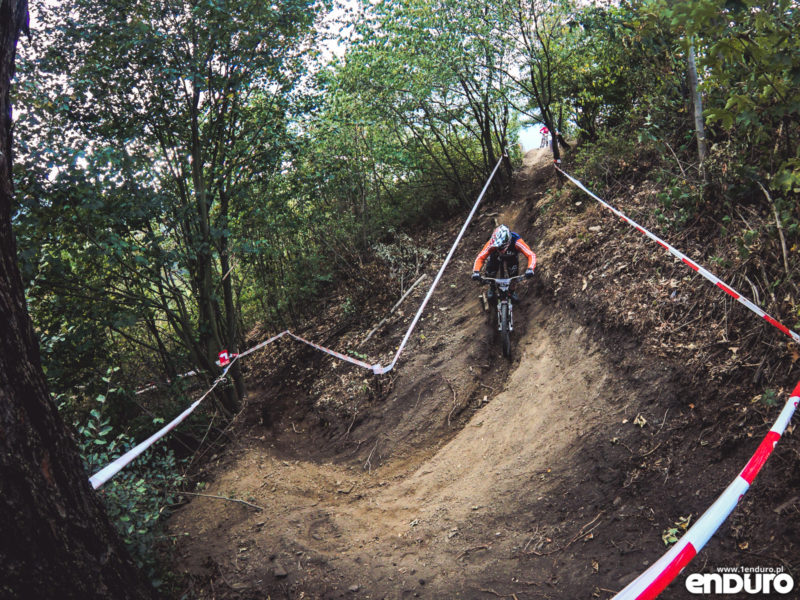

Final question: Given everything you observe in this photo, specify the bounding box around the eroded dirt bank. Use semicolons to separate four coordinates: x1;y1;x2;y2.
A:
167;149;800;599
168;304;679;598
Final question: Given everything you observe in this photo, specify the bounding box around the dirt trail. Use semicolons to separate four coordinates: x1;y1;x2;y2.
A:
168;316;623;597
167;149;797;599
167;149;648;598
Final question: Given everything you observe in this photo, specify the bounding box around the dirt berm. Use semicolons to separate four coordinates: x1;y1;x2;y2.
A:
167;149;800;599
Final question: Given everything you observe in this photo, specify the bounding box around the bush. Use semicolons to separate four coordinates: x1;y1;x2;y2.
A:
73;394;186;587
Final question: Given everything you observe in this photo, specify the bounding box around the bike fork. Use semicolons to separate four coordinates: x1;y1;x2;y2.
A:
496;302;514;331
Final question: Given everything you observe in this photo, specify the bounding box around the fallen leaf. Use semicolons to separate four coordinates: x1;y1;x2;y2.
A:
788;342;800;364
662;527;679;545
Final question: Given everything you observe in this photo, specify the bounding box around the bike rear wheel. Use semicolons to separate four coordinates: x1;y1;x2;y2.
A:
500;302;511;358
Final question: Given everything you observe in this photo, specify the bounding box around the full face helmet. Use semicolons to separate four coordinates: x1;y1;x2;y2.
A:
491;225;511;251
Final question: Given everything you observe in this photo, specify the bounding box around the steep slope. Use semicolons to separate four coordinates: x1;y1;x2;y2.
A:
166;149;799;600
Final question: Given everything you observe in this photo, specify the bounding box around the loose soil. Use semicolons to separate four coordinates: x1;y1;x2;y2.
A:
166;150;800;599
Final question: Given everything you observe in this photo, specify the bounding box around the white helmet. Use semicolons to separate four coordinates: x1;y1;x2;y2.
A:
491;225;511;249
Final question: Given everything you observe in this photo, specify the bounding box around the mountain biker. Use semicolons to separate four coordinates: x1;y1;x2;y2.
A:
539;125;550;148
472;225;536;304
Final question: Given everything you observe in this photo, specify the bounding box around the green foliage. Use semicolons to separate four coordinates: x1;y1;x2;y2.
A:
659;0;800;191
653;174;705;229
373;232;433;293
17;0;322;400
661;515;692;546
341;297;357;319
15;0;524;417
13;145;188;396
661;525;680;546
570;130;658;190
758;388;779;408
229;0;518;325
327;0;513;196
348;349;368;361
560;2;675;140
72;393;185;586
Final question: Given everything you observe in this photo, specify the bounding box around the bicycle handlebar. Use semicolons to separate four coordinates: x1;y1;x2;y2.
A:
479;275;526;284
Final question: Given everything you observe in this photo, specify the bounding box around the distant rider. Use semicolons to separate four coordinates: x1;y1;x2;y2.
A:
539;125;550;148
472;225;536;304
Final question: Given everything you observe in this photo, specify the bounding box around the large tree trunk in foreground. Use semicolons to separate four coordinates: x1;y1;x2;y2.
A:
0;2;156;598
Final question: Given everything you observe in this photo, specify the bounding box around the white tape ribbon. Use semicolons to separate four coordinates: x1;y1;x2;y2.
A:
90;360;237;489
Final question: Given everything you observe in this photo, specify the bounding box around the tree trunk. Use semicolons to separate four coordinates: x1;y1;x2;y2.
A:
218;191;246;402
0;3;156;597
687;44;708;166
188;91;238;414
143;312;177;380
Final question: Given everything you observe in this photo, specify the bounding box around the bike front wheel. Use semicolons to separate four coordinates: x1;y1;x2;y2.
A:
500;302;511;358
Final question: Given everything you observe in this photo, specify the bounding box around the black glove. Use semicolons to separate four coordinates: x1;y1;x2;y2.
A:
472;271;481;281
525;268;534;279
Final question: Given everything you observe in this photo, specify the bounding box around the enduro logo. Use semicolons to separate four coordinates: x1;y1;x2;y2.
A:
686;567;795;595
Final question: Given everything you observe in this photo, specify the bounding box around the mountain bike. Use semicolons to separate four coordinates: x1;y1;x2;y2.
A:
480;274;525;358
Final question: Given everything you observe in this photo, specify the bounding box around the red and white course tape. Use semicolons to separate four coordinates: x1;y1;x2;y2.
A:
555;166;800;344
612;381;800;600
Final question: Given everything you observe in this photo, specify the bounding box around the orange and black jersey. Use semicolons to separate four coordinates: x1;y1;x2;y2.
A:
473;232;536;272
